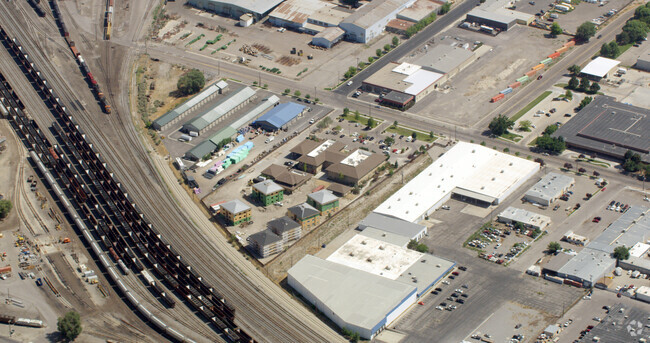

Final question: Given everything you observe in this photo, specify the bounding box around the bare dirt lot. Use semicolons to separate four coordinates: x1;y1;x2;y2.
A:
408;25;571;126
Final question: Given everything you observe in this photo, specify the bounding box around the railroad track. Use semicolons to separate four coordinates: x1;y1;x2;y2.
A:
0;2;344;342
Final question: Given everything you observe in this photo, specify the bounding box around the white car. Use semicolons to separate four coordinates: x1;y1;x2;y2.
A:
442;280;450;285
347;81;353;86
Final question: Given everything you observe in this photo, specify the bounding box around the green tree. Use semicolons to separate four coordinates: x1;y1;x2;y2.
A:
318;117;333;129
176;69;205;96
411;131;417;141
354;110;361;121
568;65;581;75
550;22;563;37
367;117;376;128
0;200;12;219
565;89;573;100
314;98;319;103
392;36;399;46
376;48;382;57
384;136;395;146
343;107;350;116
544;124;558;135
575;22;596;42
547;241;562;254
439;2;451;14
588;82;600;94
613;246;630;260
519;120;532;132
568;76;579;90
579;77;591;92
536;135;566;154
429;131;434;139
368;56;374;63
622;150;642;172
618;20;650;44
58;311;82;341
294;90;301;97
384;44;391;52
577;96;592;110
283;88;290;95
392;120;398;128
488;114;514;136
600;41;620;58
305;94;311;99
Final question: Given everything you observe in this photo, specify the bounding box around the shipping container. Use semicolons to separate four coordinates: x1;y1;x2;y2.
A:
556;46;568;53
516;75;529;83
0;266;12;274
540;58;553;65
500;87;513;95
490;94;505;102
564;40;575;47
70;46;79;57
544;274;564;284
179;134;192;142
548;52;561;59
532;63;545;71
509;81;521;89
525;70;537;77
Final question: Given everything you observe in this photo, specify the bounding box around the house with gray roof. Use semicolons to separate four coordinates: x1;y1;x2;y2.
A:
287;203;321;229
307;190;339;216
252;180;284;206
268;216;302;242
249;229;283;258
219;199;252;226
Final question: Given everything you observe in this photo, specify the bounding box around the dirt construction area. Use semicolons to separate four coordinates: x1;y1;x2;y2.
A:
408;25;573;127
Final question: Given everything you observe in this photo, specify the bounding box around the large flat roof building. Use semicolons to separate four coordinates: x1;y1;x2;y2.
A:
326;234;455;297
288;255;417;340
466;9;516;31
636;45;650;71
187;0;283;21
362;62;443;108
523;173;575;206
580;57;620;81
553;96;650;163
397;0;440;22
374;142;539;223
556;206;649;287
414;44;475;76
358;212;428;241
340;0;417;43
497;207;551;230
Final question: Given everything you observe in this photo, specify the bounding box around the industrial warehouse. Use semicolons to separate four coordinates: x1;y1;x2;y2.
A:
288;233;454;340
553;96;650;163
374;142;540;223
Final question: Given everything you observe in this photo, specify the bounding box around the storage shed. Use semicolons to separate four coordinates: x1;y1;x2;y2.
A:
253;102;306;131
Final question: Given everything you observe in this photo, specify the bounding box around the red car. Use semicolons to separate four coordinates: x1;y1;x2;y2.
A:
592;217;601;223
537;75;543;80
452;271;460;276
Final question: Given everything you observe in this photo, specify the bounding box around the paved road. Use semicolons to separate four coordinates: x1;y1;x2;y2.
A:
333;0;480;95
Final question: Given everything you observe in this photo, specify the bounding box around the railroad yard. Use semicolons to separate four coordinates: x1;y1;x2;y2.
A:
1;0;649;342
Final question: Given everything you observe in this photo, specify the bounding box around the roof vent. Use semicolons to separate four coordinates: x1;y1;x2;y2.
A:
385;266;391;270
379;245;385;250
492;177;496;181
349;252;355;257
501;170;504;173
361;240;367;245
410;192;413;195
382;233;386;237
421;259;426;263
472;150;475;153
366;258;373;262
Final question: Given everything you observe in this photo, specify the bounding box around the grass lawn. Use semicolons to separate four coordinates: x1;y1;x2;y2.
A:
385;125;437;143
500;132;523;142
511;91;552;122
528;137;538;146
615;43;634;58
342;113;384;128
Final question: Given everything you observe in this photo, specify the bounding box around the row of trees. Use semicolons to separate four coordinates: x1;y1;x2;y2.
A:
616;3;650;45
405;12;438;38
567;76;600;94
548;242;630;260
621;149;650;174
488;114;514;136
535;124;565;154
0;199;12;219
575;22;597;42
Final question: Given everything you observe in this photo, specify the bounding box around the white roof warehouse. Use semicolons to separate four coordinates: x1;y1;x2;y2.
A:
374;142;540;223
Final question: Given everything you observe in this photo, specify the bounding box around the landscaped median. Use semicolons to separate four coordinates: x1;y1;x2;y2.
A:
511;91;552;122
384;123;437;143
341;111;383;128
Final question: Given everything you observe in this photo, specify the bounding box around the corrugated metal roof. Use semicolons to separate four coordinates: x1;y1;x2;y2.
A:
184;140;218;160
341;0;415;29
183;86;256;132
190;0;284;15
229;95;279;130
269;0;322;24
208;126;238;146
253;102;305;129
153;83;221;128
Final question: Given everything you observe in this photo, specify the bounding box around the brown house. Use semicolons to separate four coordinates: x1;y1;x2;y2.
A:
290;139;346;174
261;164;310;193
325;149;385;186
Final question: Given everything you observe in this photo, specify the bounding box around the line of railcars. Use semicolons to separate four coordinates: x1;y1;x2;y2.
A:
49;0;111;113
0;25;254;343
104;0;113;40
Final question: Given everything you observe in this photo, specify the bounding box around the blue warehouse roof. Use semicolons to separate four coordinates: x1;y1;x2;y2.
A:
253;102;306;130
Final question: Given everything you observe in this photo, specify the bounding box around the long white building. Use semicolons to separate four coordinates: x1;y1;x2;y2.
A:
374;142;540;223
